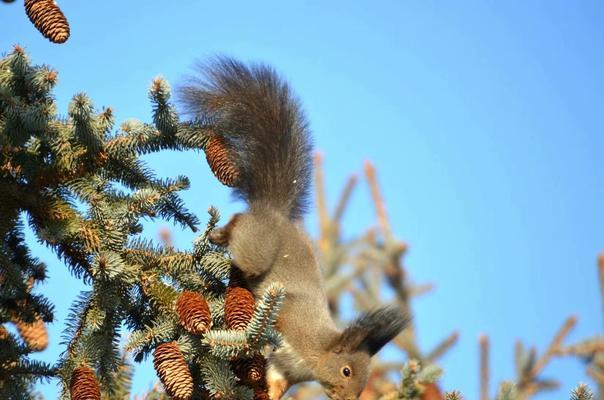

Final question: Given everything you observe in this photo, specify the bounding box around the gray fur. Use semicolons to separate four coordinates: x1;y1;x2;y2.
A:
178;58;408;399
178;56;313;220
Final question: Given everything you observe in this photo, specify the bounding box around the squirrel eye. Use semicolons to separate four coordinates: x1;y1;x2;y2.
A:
341;366;352;377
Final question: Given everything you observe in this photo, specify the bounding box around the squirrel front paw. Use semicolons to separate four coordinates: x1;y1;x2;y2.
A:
267;376;289;400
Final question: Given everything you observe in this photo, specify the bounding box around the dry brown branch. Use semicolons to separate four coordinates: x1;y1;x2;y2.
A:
530;315;577;378
364;160;392;240
333;174;358;224
426;331;460;364
479;335;489;400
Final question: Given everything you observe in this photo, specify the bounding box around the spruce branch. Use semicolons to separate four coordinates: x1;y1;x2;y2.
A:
199;354;254;400
202;329;249;359
246;282;285;347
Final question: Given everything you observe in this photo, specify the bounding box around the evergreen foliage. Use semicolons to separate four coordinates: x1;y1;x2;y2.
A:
0;46;282;399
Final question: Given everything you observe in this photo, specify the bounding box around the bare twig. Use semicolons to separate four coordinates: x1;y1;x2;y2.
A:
529;315;577;378
425;331;459;364
408;283;435;298
333;174;357;224
364;160;392;241
479;335;489;400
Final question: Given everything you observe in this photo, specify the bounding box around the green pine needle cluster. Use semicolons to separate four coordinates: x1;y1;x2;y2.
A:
0;46;283;399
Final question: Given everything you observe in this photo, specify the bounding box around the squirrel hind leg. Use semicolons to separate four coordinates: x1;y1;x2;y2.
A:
208;227;230;247
208;214;242;246
227;213;282;279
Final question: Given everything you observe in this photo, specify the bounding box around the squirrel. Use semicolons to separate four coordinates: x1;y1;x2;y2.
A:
178;57;408;400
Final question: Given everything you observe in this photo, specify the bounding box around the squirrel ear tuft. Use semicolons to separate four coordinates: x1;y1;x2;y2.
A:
330;306;409;356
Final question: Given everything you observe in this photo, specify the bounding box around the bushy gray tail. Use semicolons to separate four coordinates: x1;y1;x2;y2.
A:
178;56;313;220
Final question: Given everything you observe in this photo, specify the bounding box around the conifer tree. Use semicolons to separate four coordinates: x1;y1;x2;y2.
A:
0;46;283;399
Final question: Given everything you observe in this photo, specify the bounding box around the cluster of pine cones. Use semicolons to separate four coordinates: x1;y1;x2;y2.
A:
151;268;269;400
67;267;268;400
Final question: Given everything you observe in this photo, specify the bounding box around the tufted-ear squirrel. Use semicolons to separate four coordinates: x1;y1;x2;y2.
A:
178;57;408;400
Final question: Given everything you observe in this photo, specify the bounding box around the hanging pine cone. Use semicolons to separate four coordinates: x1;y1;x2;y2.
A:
205;132;240;187
15;316;48;351
224;283;255;330
24;0;70;44
153;341;193;400
232;354;267;387
175;291;212;335
69;365;101;400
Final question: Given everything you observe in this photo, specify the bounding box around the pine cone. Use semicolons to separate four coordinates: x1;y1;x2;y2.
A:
205;133;240;187
224;284;255;330
24;0;70;43
70;365;101;400
153;341;193;400
175;291;212;335
232;354;267;387
15;316;48;351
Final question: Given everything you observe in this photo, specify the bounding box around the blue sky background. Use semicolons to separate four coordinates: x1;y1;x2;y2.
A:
2;1;603;398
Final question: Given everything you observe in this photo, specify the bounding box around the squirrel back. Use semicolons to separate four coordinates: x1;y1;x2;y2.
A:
178;57;313;220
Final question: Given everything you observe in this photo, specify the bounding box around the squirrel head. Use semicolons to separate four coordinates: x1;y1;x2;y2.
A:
315;306;409;400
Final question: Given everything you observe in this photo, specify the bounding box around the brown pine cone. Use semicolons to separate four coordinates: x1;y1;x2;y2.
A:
15;316;48;351
70;365;101;400
153;341;193;400
24;0;70;43
175;291;212;335
205;132;240;187
232;354;267;387
224;284;255;330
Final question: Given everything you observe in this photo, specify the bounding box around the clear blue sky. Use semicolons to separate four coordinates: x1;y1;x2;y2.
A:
3;1;603;398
